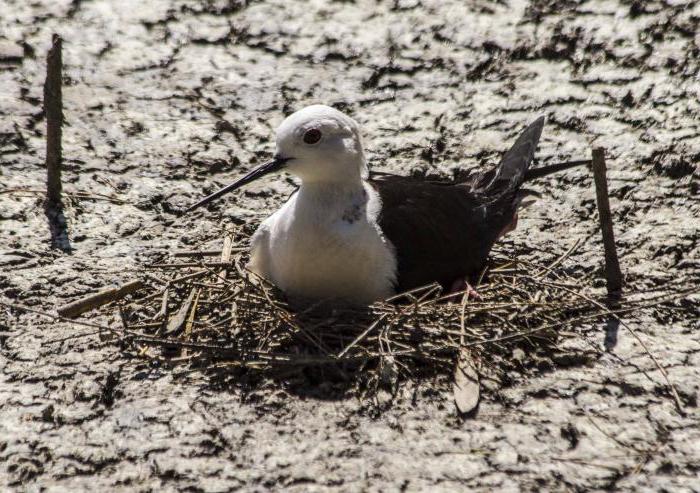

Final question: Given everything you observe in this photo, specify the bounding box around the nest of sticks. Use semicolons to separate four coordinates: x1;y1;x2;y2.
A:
92;225;686;402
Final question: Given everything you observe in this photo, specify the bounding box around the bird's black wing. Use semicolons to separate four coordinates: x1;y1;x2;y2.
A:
371;117;545;293
371;175;512;292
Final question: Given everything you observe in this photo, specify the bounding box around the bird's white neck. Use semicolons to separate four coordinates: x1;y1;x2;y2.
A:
294;178;368;223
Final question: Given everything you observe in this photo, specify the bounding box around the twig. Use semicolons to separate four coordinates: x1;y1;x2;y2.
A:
540;279;685;415
132;335;240;356
57;280;145;318
536;238;582;279
0;300;119;334
550;458;626;472
44;329;104;344
461;303;662;348
146;262;234;269
182;288;201;357
525;159;592;180
337;313;389;358
135;269;208;304
184;289;201;340
172;248;246;258
1;188;127;204
156;284;169;332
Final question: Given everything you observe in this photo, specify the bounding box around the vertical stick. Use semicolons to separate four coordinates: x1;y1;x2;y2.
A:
592;148;623;295
45;34;63;206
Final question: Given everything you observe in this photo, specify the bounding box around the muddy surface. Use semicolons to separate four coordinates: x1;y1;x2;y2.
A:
1;0;699;490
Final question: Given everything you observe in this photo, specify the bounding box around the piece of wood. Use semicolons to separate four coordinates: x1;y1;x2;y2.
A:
219;235;234;281
220;237;233;263
163;289;195;337
44;34;63;206
453;347;480;415
158;285;169;320
57;280;144;319
156;284;170;334
182;289;201;356
184;289;201;340
591;148;623;296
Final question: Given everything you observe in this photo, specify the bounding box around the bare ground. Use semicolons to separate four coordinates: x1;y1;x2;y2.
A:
1;0;699;490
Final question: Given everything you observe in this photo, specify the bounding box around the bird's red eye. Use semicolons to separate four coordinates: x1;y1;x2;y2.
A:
303;128;322;145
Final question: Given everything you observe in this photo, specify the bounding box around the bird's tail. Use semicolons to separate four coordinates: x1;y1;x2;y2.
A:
484;117;590;191
492;116;546;190
472;116;545;195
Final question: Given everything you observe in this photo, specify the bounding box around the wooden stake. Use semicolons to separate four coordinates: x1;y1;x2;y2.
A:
591;148;623;296
44;34;63;206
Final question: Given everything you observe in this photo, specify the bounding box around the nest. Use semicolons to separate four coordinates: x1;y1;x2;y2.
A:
107;227;685;401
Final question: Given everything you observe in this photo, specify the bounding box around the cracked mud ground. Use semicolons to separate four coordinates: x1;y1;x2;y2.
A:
1;0;699;490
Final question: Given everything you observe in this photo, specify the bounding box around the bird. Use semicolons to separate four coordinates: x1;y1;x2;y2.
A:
187;105;586;305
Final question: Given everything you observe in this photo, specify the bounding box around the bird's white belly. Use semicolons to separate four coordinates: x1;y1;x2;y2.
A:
248;187;397;305
272;226;392;304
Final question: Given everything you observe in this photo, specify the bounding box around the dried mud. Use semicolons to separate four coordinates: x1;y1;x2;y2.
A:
1;0;699;491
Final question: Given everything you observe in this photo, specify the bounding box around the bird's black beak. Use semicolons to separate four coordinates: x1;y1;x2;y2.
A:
185;155;291;213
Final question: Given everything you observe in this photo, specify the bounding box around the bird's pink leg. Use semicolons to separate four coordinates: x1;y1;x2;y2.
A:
449;278;482;300
447;211;519;301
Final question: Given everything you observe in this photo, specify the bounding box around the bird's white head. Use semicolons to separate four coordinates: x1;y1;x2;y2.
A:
186;105;367;213
276;104;367;184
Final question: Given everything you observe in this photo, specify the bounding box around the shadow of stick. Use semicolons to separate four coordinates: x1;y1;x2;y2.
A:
45;202;72;252
604;293;621;351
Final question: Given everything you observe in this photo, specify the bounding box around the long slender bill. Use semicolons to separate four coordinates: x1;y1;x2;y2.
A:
185;156;290;213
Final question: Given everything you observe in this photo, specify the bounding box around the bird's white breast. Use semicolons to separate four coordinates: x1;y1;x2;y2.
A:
247;182;397;305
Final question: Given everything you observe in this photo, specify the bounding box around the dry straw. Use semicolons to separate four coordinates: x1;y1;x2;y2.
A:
91;227;690;404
